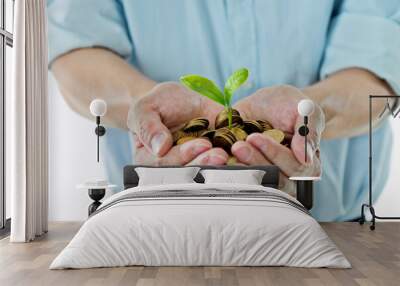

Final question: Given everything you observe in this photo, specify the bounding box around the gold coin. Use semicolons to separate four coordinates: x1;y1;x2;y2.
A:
257;120;273;131
172;130;187;144
172;130;201;144
230;127;248;141
213;128;237;153
182;117;209;132
199;136;211;142
199;129;215;140
176;136;197;145
243;120;263;134
227;156;238;166
263;129;285;143
215;109;243;129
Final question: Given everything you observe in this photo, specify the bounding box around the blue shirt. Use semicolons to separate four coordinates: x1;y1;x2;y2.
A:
47;0;400;221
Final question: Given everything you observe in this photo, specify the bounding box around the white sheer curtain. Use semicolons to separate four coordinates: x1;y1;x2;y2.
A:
10;0;48;242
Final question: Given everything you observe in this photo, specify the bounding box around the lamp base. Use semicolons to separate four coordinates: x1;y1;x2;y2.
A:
88;188;106;216
295;180;313;210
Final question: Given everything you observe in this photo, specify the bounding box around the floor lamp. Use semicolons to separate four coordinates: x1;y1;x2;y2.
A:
360;95;400;230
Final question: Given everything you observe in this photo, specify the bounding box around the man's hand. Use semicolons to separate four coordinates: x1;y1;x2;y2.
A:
128;82;229;165
232;85;325;189
134;137;229;166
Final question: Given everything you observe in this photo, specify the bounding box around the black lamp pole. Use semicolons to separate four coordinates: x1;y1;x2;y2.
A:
94;116;106;162
97;116;100;162
360;95;400;230
297;99;314;163
303;116;309;163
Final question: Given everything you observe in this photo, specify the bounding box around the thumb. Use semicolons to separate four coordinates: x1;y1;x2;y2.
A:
128;105;173;157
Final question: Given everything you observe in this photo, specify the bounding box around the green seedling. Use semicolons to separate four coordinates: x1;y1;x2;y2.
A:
180;68;249;129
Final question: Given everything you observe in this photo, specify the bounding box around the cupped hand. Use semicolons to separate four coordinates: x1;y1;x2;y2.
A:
232;85;325;190
134;138;229;166
128;82;228;165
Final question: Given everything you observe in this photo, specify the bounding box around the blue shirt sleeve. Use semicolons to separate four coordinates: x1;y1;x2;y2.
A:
47;0;132;64
320;0;400;94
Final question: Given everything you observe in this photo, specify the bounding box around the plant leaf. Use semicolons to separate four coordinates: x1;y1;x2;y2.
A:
224;68;249;105
180;75;225;106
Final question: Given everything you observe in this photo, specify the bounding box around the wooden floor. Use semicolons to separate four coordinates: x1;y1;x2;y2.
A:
0;222;399;286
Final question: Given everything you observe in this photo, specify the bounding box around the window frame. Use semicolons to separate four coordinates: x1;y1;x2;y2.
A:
0;0;13;236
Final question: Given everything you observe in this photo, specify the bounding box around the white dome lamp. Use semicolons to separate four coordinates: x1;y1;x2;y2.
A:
90;99;107;162
297;99;315;163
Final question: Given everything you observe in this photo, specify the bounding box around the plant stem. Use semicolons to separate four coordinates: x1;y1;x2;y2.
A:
227;106;232;129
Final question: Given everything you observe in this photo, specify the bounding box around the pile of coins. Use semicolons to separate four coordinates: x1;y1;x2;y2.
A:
172;109;290;164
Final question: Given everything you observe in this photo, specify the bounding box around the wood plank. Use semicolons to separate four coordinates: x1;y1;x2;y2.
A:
0;222;399;286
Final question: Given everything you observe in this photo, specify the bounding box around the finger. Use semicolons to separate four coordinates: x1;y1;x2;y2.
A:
186;148;229;166
231;141;272;165
230;142;296;195
132;133;144;148
135;139;212;166
246;133;305;177
128;102;173;157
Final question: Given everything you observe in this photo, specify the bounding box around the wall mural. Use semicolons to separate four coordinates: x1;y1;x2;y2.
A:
47;1;399;222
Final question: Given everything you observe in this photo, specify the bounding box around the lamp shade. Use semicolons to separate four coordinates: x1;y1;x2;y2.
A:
297;99;314;117
90;99;107;117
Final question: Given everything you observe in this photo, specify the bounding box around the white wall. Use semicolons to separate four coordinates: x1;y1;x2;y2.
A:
49;73;111;221
375;117;400;216
48;74;400;221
